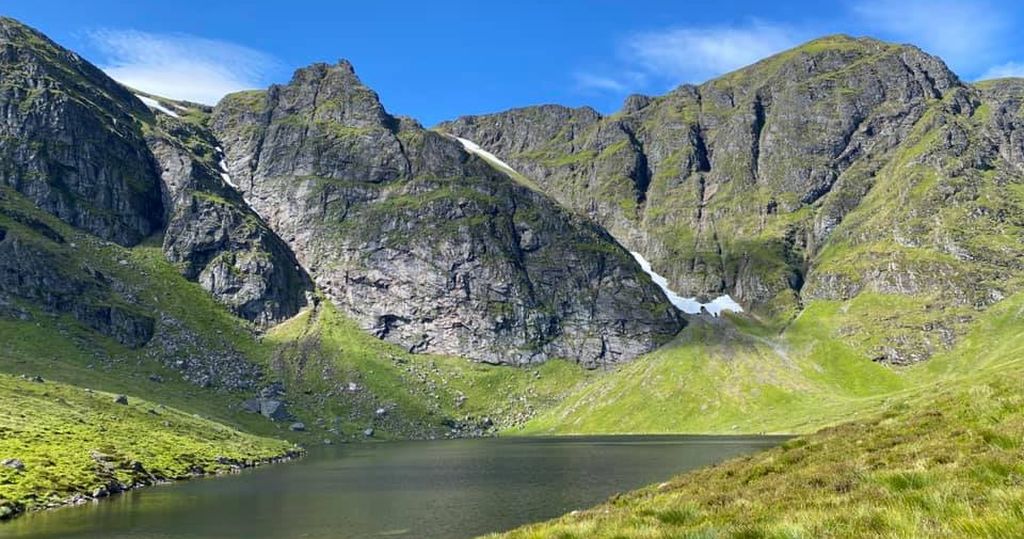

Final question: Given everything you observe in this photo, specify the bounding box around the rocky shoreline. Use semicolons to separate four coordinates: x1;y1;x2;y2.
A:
0;449;304;522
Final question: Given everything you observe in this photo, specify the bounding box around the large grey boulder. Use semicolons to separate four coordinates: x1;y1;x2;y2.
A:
258;399;290;421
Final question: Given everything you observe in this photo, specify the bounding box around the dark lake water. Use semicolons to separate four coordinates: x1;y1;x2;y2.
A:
0;435;784;539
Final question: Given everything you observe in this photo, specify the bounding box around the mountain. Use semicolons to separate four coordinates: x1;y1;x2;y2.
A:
440;35;1024;364
0;16;676;518
0;14;684;369
2;14;1024;533
0;16;310;334
210;61;682;366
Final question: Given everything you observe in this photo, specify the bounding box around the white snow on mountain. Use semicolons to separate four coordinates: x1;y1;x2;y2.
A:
454;137;520;177
630;251;743;316
217;151;238;189
134;94;180;118
218;158;237;188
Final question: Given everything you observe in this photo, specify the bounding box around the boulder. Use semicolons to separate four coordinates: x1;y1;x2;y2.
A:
1;459;24;471
241;398;261;414
259;399;290;421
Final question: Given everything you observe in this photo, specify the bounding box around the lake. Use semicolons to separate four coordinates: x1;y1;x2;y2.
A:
0;435;785;539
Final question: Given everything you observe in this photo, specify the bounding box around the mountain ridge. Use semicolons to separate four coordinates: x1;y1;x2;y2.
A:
440;33;1024;364
2;16;1024;532
210;59;684;366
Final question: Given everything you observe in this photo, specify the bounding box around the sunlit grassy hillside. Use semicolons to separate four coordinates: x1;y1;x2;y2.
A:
489;293;1024;538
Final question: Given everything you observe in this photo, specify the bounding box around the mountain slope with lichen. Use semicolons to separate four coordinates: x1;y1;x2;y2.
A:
441;35;1024;365
211;61;683;367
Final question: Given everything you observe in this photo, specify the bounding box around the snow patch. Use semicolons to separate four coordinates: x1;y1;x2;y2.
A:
703;295;744;316
455;137;520;178
630;251;743;316
217;155;238;189
134;94;180;118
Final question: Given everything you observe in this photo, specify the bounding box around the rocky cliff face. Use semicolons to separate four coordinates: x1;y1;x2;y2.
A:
441;36;1024;363
441;37;959;307
147;108;311;326
212;62;683;366
0;17;308;326
0;189;154;347
4;15;1020;370
0;17;163;246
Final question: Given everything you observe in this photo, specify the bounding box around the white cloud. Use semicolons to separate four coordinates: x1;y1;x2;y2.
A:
624;23;801;83
980;62;1024;80
88;29;279;105
574;22;802;96
851;0;1006;72
573;72;629;93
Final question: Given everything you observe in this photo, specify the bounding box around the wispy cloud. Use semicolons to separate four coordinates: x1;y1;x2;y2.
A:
980;62;1024;80
573;72;630;93
573;22;803;96
625;23;801;83
88;30;279;105
850;0;1007;75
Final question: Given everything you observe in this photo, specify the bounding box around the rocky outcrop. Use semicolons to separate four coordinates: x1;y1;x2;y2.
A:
148;113;311;326
0;182;269;389
0;191;154;347
212;62;683;366
979;78;1024;171
0;17;308;326
0;17;163;246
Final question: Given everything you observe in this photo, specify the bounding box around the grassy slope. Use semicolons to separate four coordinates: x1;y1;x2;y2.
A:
262;302;591;439
521;279;1022;437
0;185;290;439
0;184;594;517
0;374;294;519
0;188;306;519
489;293;1024;538
520;293;914;435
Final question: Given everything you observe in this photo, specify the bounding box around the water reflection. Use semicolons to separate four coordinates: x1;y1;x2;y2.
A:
1;435;785;539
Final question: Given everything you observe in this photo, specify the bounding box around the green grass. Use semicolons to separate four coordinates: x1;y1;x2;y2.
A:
0;216;305;519
0;373;295;520
519;279;1023;438
0;187;281;429
0;184;596;518
486;293;1024;538
518;307;907;436
261;302;591;440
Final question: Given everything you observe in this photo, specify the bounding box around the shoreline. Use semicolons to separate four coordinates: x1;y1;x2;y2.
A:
0;449;304;523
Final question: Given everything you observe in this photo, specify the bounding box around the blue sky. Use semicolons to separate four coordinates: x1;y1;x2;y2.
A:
6;1;1024;125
